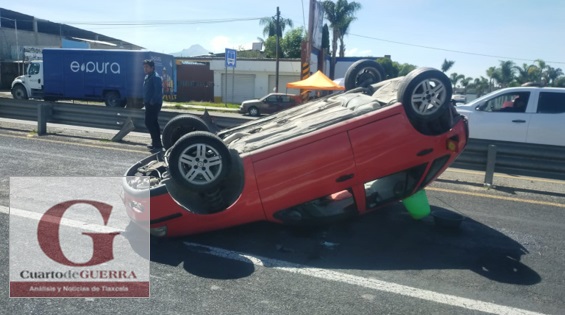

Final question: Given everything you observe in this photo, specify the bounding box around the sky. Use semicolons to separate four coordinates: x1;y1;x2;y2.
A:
3;0;565;80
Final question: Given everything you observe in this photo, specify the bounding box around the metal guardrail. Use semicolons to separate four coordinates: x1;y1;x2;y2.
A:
453;139;565;185
1;99;564;185
0;99;251;141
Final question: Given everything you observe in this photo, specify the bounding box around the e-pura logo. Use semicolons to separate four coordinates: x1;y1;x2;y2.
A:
70;61;121;74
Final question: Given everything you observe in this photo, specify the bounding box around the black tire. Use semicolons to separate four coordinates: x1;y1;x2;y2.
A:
11;85;28;100
248;106;260;117
344;59;385;91
168;131;231;192
162;115;210;150
104;91;123;107
397;67;452;122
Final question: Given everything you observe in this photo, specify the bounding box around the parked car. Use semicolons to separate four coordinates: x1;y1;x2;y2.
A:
123;63;469;238
239;93;302;116
456;86;565;146
452;94;467;104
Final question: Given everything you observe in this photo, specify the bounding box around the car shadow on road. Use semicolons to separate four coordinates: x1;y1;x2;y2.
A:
148;203;541;285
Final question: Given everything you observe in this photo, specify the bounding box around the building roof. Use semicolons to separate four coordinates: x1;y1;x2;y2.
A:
0;7;144;50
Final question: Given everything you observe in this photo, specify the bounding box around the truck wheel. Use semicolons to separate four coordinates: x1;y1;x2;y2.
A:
162;115;210;150
12;85;28;100
105;91;123;107
168;131;231;192
397;67;452;122
344;59;385;91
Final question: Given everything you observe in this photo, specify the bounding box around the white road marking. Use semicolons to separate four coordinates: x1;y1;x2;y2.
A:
1;205;122;233
183;241;545;315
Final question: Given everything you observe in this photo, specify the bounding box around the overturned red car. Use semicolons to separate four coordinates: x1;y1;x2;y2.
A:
123;61;469;238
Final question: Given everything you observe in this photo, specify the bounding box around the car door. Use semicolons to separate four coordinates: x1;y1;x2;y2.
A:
262;95;279;113
253;132;356;215
278;95;295;111
526;91;565;146
466;91;532;143
27;62;43;91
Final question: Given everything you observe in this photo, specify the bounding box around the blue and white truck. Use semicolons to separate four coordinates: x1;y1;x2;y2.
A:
11;49;175;108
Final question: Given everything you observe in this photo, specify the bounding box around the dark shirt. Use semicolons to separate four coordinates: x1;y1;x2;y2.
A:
143;72;163;106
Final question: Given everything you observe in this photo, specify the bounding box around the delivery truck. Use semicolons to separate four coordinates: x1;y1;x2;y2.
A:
11;49;175;108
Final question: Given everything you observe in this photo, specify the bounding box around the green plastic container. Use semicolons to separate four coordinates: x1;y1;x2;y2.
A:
402;189;431;220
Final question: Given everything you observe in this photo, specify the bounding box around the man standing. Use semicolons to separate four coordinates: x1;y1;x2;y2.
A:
143;59;163;151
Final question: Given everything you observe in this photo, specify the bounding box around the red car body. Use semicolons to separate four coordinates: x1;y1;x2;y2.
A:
123;67;469;237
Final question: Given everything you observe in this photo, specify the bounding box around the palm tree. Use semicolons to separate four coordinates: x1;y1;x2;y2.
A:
472;77;490;97
259;16;293;38
460;76;473;93
498;60;516;88
323;0;362;79
441;59;455;73
486;66;497;91
513;63;537;85
544;66;563;86
449;73;465;88
337;16;356;57
534;59;547;81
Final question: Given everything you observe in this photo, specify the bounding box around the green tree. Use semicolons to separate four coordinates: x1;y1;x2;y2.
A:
497;60;516;88
337;15;357;57
323;0;362;79
449;73;465;88
259;15;294;38
533;59;547;82
441;59;455;73
263;36;280;58
544;65;563;86
555;76;565;87
376;57;399;79
513;63;538;85
460;76;473;93
398;63;418;76
322;24;330;53
486;66;498;91
471;77;490;97
281;27;305;58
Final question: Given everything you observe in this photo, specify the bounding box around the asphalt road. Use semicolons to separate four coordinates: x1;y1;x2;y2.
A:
1;122;564;315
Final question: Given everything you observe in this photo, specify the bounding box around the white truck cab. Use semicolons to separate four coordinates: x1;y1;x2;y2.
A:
11;61;44;100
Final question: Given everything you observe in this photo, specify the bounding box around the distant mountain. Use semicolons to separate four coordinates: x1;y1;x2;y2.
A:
170;44;211;57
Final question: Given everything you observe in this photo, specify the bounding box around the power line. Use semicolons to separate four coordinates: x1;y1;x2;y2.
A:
58;17;265;26
350;33;565;65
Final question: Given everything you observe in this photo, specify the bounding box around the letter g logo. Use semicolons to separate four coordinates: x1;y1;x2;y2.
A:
37;200;120;267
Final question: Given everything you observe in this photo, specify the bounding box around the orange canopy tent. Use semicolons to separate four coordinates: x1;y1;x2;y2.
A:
286;70;345;91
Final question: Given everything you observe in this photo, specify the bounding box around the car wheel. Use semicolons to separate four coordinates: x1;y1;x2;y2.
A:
162;115;210;150
248;106;260;117
344;59;386;91
12;85;28;100
168;131;231;192
104;91;123;107
397;67;452;122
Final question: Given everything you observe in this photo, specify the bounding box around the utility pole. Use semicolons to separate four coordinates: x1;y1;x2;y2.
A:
275;7;280;93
